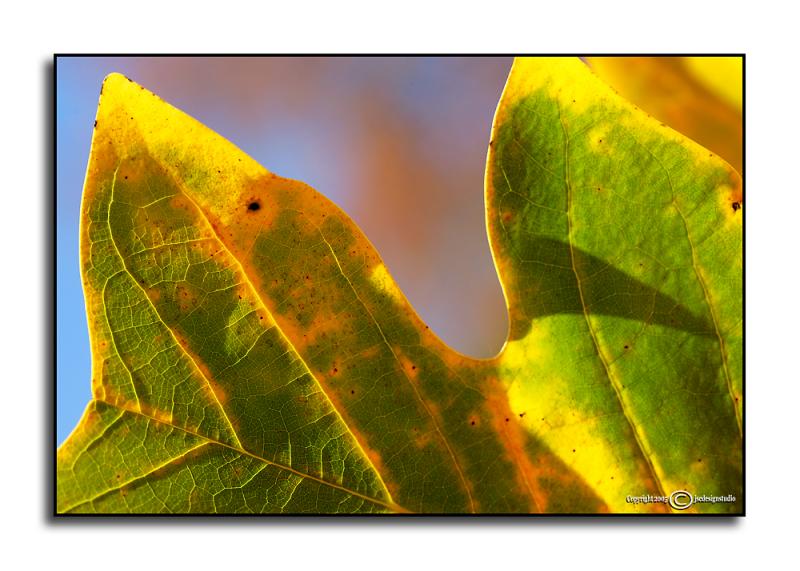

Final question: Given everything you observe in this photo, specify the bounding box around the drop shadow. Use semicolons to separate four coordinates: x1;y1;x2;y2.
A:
44;57;56;522
50;514;741;528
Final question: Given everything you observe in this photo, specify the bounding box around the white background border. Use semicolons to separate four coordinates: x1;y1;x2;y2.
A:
3;1;794;568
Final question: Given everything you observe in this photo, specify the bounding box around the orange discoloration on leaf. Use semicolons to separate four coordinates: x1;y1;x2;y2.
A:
416;326;474;371
412;427;434;449
92;376;105;400
145;287;161;302
394;346;420;381
205;379;229;406
169;195;190;211
483;378;546;513
280;305;345;357
358;344;381;361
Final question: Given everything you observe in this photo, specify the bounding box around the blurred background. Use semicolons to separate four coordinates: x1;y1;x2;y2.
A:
56;56;514;444
56;56;742;445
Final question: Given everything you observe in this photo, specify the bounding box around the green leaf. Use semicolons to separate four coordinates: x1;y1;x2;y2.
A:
57;58;742;514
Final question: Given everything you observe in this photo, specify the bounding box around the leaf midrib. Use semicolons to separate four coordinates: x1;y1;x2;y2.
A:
295;207;478;513
556;101;668;499
105;156;407;513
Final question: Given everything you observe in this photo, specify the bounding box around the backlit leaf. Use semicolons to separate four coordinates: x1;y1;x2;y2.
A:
585;56;743;173
57;58;742;514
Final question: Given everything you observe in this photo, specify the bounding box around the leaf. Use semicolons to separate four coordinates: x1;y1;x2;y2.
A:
585;56;743;173
57;58;742;514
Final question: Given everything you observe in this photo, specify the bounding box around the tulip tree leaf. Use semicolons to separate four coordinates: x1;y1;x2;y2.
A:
57;57;742;514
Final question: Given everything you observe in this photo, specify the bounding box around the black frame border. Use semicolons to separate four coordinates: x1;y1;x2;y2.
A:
51;53;746;520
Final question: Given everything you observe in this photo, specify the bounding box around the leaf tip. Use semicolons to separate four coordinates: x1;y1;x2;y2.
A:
100;71;128;91
99;72;140;107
